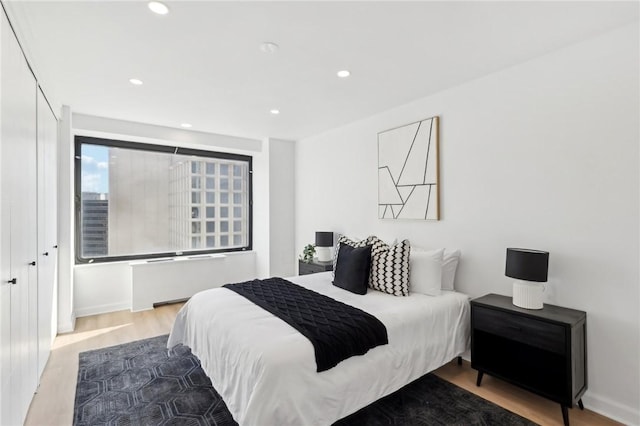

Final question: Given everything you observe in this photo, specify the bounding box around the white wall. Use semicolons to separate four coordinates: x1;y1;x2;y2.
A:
253;138;296;279
73;113;261;152
268;139;296;278
75;252;257;316
295;23;639;425
74;261;130;317
253;139;270;278
60;114;293;317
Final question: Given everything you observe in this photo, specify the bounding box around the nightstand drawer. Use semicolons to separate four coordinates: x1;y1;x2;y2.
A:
298;260;333;276
473;306;565;354
299;262;323;275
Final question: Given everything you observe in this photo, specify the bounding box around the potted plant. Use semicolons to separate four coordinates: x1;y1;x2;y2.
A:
299;244;316;263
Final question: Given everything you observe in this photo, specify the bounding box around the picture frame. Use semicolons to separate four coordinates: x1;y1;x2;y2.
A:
378;116;440;220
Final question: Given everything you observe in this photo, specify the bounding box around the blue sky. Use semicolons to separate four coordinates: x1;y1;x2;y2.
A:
81;145;109;193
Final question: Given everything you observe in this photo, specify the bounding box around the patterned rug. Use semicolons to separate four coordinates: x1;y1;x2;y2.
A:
74;334;537;426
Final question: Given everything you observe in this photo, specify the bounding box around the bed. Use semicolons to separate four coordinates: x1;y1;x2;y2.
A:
167;271;470;425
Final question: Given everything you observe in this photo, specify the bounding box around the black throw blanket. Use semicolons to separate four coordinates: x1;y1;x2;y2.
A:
224;277;388;372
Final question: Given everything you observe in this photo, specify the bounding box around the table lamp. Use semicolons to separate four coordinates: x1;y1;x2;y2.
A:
315;232;334;262
506;248;549;310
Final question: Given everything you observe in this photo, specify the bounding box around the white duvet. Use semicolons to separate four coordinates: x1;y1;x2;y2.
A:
168;272;470;426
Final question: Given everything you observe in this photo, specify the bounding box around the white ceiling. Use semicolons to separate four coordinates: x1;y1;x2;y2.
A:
5;1;638;141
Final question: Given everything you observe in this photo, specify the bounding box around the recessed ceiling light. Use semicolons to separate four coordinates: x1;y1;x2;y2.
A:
129;78;143;85
270;109;280;115
148;1;169;15
180;123;192;128
337;70;351;78
260;42;279;54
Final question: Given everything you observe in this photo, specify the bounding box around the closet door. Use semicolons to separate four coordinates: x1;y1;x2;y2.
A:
37;88;58;377
0;11;10;415
0;11;39;426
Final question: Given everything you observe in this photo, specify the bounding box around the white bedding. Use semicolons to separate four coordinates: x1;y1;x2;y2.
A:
168;272;470;426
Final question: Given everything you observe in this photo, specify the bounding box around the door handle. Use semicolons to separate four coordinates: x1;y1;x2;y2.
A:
7;278;16;284
43;252;49;256
29;261;36;266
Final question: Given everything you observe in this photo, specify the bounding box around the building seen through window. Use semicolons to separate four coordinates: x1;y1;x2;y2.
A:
76;137;252;262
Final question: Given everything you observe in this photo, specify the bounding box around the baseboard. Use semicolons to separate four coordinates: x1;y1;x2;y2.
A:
57;321;74;334
57;314;76;334
582;392;639;426
75;302;131;318
130;306;155;313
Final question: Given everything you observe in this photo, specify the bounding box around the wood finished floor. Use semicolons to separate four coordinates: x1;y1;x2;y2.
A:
25;303;620;426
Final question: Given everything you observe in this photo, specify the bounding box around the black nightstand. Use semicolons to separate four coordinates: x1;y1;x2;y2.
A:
470;294;587;426
298;259;333;275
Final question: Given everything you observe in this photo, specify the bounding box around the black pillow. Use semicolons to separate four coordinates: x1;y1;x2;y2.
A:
333;243;372;295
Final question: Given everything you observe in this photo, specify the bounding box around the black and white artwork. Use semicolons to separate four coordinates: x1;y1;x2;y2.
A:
378;116;439;220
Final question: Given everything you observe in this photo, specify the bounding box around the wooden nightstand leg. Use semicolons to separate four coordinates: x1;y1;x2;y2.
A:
561;405;569;426
476;371;484;386
457;356;462;366
577;399;584;410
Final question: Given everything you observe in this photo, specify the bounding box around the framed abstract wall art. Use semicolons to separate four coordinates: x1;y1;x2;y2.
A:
378;116;439;220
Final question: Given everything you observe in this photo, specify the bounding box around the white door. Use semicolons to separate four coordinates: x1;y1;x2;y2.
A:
37;88;58;377
0;197;12;426
0;11;39;426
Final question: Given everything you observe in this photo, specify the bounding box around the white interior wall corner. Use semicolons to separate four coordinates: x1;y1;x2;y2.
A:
57;105;75;332
252;138;271;278
268;139;296;278
252;138;296;279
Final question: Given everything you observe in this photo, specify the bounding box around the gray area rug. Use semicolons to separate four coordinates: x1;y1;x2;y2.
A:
74;334;537;426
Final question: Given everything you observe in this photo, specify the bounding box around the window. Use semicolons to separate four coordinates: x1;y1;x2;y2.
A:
75;135;252;263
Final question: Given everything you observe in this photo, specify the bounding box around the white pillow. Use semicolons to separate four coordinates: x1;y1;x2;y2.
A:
441;249;461;291
409;248;444;296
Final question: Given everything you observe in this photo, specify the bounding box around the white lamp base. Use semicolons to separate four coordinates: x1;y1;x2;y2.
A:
316;246;333;262
512;280;544;310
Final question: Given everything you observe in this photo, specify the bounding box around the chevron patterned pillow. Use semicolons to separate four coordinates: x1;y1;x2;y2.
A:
368;238;411;296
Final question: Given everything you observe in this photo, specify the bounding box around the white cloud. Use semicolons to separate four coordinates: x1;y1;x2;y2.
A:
81;155;97;165
83;156;108;169
81;154;108;192
82;172;101;192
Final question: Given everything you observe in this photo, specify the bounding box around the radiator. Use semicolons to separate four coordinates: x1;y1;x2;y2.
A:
129;252;256;312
